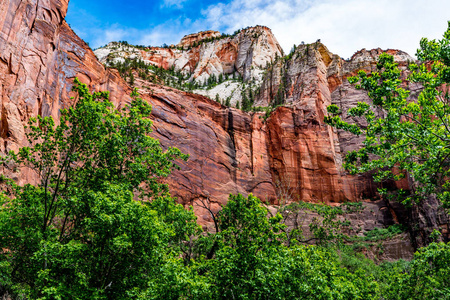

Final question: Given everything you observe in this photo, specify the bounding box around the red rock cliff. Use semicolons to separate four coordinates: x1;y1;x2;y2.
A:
1;0;447;249
0;0;431;231
0;0;379;208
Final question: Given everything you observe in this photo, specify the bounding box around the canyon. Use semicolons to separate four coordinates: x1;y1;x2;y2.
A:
0;0;447;252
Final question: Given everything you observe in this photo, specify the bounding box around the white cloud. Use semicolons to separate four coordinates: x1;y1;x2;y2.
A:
91;26;130;48
137;18;201;47
161;0;188;9
79;0;450;58
201;0;450;58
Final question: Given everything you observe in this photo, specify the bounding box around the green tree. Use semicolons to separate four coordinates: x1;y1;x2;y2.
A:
385;242;450;299
241;88;254;112
208;194;286;298
0;79;202;298
325;23;450;209
224;97;231;107
207;194;379;299
129;70;134;85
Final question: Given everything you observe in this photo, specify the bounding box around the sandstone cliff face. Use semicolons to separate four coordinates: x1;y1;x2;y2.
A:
0;0;278;213
95;26;283;83
178;30;221;49
255;43;448;246
139;83;277;215
0;0;112;179
254;43;390;204
330;48;421;158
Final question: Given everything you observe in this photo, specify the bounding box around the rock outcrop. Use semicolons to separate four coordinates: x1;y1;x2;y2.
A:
252;43;425;202
255;43;448;246
177;30;221;49
0;0;132;184
95;25;283;83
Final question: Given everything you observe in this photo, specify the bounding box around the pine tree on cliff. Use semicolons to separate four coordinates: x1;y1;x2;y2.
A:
129;70;134;85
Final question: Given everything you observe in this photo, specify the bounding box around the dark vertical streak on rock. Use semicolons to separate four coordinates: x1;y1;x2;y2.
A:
249;116;254;176
0;102;7;139
8;53;13;75
227;109;237;183
292;111;303;199
29;1;38;35
266;113;281;203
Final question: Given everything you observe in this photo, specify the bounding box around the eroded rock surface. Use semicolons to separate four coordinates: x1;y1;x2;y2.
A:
95;26;283;84
178;30;221;49
0;0;446;252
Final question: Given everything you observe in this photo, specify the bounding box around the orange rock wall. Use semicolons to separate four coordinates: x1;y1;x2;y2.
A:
178;30;221;48
1;0;447;248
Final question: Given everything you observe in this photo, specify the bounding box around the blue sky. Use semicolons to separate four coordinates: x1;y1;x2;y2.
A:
67;0;229;48
67;0;450;59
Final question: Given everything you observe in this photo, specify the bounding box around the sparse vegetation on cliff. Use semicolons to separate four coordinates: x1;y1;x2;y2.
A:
108;57;195;90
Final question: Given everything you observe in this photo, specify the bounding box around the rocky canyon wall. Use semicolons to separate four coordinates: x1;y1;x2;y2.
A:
0;0;447;244
0;0;371;207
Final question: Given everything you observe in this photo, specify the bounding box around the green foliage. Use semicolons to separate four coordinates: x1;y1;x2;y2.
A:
280;201;355;245
108;58;191;90
254;105;278;121
129;70;135;85
336;244;410;296
241;86;254;111
431;228;442;241
285;44;297;61
207;194;379;300
224;96;231;107
1;74;450;298
0;79;198;298
362;225;405;241
217;194;286;248
345;224;406;242
385;242;450;299
325;23;450;208
272;68;288;108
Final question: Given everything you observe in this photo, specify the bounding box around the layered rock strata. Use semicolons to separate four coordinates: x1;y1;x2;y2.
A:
0;0;132;184
255;43;448;246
